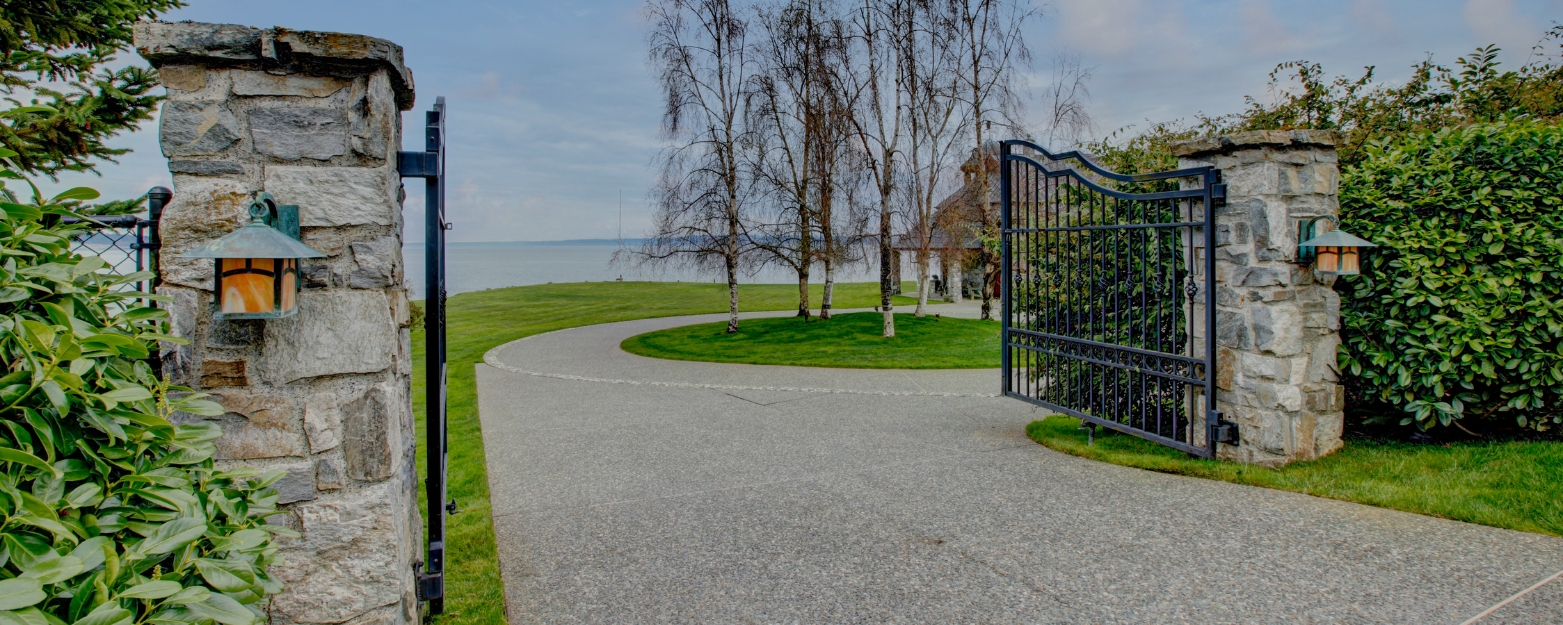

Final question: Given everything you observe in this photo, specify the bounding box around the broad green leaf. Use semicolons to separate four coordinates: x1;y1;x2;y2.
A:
19;556;82;584
0;579;44;610
68;537;108;571
50;188;100;203
64;483;102;508
211;529;267;553
70;605;131;625
192;594;254;625
137;517;208;555
0;449;58;477
163;586;210;606
99;387;152;403
194;560;250;593
117;580;183;600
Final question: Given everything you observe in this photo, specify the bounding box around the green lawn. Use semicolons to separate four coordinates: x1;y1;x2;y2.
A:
1028;416;1563;537
411;281;914;624
621;311;999;369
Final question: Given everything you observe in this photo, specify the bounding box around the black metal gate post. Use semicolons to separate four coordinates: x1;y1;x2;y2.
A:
998;140;1231;458
398;96;450;617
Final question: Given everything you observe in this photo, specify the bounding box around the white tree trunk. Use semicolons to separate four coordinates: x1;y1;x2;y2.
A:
821;263;834;320
915;253;930;317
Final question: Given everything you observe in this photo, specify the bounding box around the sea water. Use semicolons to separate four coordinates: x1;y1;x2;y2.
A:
403;242;882;299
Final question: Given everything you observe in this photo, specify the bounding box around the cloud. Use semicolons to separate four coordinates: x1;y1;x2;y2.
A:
1240;0;1308;55
1052;0;1192;62
1350;0;1401;44
1463;0;1545;58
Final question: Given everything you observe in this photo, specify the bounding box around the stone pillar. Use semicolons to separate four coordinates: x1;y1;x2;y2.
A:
1172;131;1345;466
135;22;420;624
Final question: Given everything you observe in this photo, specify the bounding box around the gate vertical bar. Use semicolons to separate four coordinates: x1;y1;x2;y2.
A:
1203;169;1220;457
400;96;450;617
1000;141;1012;396
424;96;449;617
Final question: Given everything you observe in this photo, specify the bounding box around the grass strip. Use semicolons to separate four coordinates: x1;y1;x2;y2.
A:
620;310;1000;369
413;281;920;624
1028;415;1563;537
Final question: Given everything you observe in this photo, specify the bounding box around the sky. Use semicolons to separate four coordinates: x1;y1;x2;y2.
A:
37;0;1563;243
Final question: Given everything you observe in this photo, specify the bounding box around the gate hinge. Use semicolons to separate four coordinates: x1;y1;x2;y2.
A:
398;151;439;178
415;561;444;602
1210;411;1240;445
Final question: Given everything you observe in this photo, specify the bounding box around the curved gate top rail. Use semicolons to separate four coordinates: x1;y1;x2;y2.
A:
999;140;1233;457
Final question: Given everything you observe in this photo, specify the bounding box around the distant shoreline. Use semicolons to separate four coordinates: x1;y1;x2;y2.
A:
405;239;643;247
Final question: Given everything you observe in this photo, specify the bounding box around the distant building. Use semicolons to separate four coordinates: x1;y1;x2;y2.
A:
893;145;998;301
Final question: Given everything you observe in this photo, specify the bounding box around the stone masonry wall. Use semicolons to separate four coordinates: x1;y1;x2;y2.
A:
134;22;420;624
1173;131;1346;466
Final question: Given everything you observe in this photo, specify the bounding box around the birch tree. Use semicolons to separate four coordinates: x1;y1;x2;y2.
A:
844;0;908;335
641;0;758;333
943;0;1033;320
752;0;822;318
900;0;964;318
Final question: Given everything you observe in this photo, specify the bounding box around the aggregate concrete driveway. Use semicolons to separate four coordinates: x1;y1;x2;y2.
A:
476;308;1563;624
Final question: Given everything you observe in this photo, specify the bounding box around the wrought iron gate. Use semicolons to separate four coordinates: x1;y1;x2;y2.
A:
398;96;451;616
999;140;1232;457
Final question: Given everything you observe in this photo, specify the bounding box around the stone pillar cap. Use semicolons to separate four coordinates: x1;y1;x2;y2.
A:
1170;129;1340;158
133;21;415;111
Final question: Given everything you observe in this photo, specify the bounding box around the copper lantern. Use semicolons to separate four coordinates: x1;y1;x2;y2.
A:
1297;216;1377;276
179;193;326;319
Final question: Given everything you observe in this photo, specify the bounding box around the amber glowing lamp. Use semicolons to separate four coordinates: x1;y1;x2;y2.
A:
179;193;326;319
1297;216;1377;276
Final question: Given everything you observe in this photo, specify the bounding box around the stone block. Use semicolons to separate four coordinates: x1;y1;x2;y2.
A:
207;318;263;348
201;359;248;387
1216;347;1239;391
301;264;333;289
158;65;207;92
232;72;350;98
1305;334;1341;383
350;73;396;159
250;108;348;161
270;482;408;623
264;166;397;227
391;291;410;328
265;291;396;384
274;461;317;505
1253;410;1288;455
161;175;254;251
1237;267;1286;287
168;160;245;176
343;384;399;481
316;457;346;491
1216;309;1250;350
1242;353;1290;381
160;101;239;156
1254;304;1305;357
304;394;343;453
350;236;399;288
212;391;305;460
1255;383;1303;412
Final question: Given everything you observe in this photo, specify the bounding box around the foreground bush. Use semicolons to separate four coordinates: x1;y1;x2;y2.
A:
0;153;288;624
1339;121;1563;432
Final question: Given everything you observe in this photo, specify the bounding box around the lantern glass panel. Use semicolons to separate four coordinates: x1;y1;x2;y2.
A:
1315;246;1340;273
280;258;299;312
220;258;277;314
1338;248;1360;274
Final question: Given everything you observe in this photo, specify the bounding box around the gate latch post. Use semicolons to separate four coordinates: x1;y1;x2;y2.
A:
415;558;443;602
1209;411;1239;445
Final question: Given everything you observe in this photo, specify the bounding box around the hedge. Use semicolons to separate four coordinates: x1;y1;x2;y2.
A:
1339;121;1563;432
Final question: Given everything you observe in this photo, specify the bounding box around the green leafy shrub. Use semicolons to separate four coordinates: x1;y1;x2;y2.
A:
0;151;289;624
1338;121;1563;432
